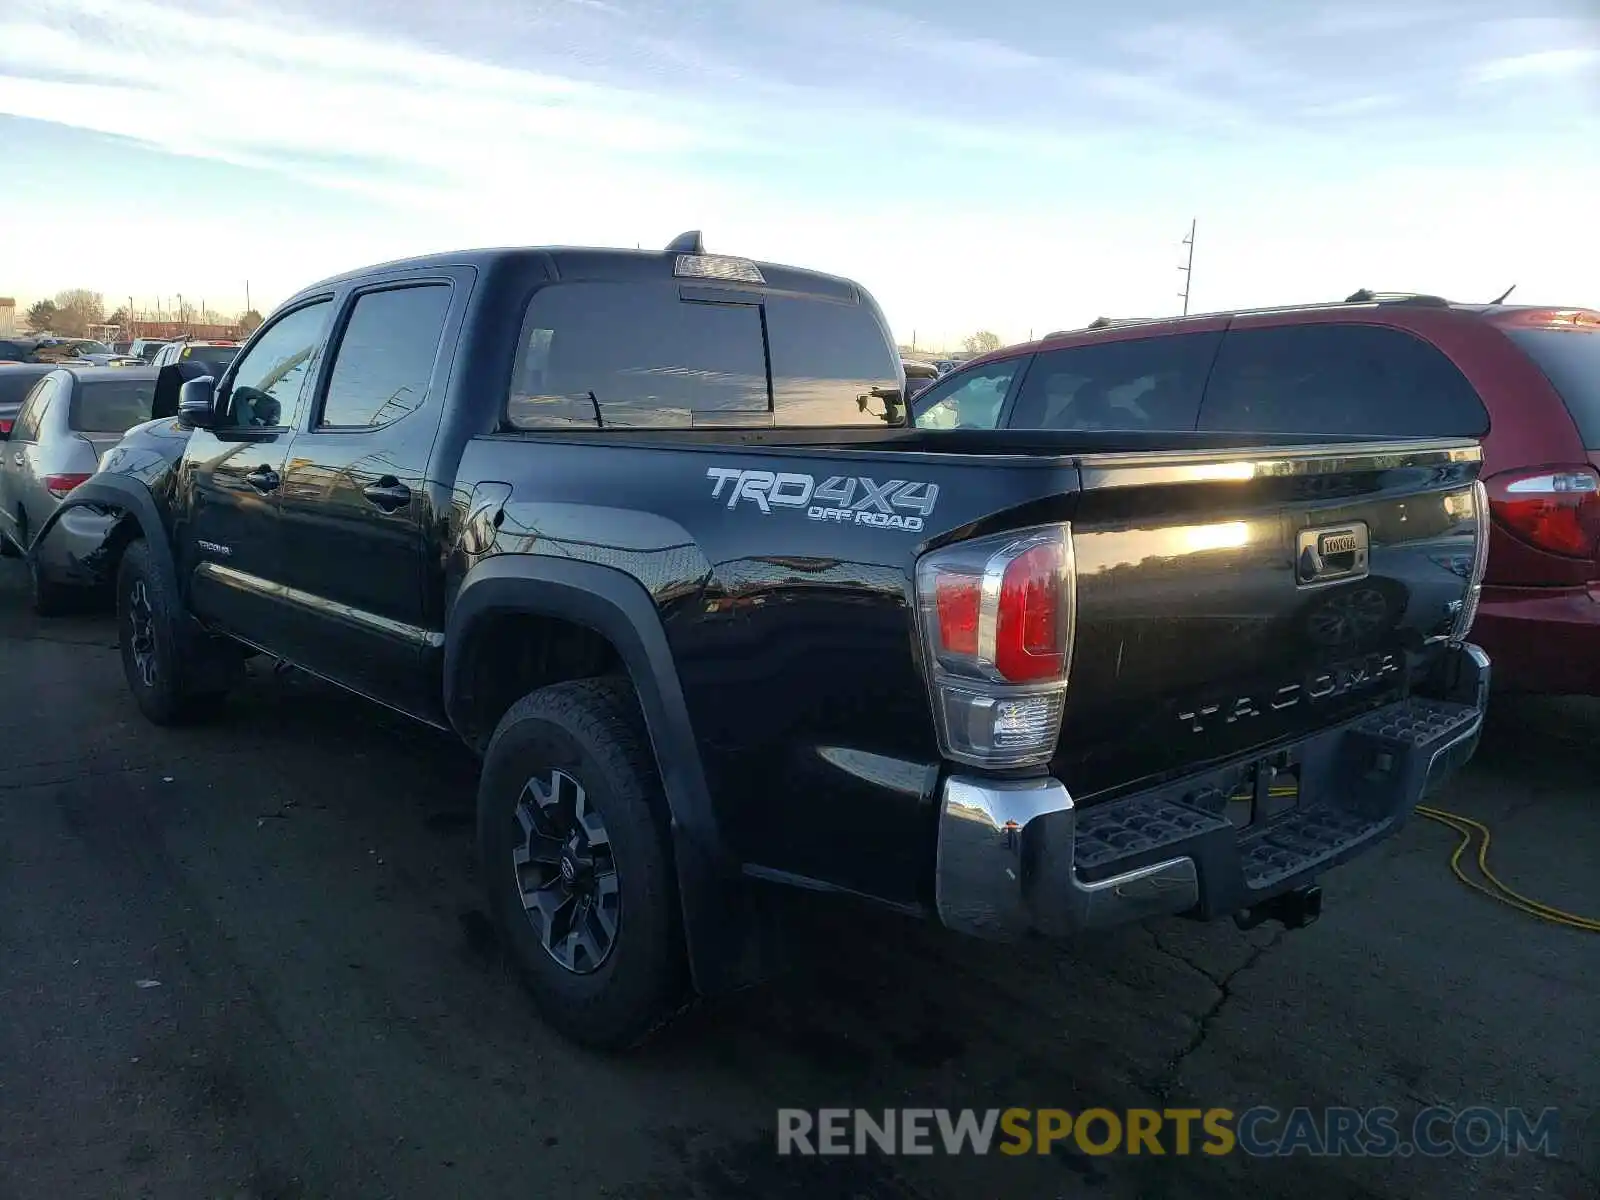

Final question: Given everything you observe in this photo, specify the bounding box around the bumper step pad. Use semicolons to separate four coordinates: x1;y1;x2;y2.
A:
1070;695;1483;912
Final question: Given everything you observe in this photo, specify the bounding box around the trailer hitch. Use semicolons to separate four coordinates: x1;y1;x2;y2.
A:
1235;884;1323;932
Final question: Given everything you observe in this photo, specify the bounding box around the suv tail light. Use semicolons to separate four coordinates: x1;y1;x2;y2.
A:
44;472;92;499
915;525;1075;768
1484;467;1600;561
0;418;12;437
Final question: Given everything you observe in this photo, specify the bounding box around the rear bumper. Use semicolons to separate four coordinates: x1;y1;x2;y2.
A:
935;642;1489;940
1472;585;1600;695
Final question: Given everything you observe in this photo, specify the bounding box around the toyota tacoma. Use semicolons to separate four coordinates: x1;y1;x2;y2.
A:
34;235;1492;1048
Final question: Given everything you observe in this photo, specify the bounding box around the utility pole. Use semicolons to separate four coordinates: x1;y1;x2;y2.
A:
245;280;251;314
1178;219;1196;316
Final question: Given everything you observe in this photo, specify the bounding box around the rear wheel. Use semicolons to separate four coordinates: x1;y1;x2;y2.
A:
478;677;687;1050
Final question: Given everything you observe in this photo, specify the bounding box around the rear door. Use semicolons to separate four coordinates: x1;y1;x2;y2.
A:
274;274;464;713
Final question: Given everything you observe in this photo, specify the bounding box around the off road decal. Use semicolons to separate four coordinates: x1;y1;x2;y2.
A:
706;468;939;532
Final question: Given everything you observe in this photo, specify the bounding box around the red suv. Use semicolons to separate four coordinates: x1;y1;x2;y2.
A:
910;295;1600;695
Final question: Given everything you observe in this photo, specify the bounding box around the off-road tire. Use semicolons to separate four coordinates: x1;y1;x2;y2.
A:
116;538;236;724
478;676;687;1050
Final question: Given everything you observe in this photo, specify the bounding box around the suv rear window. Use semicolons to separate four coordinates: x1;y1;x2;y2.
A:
1200;323;1488;438
180;345;240;370
70;378;156;432
1504;327;1600;448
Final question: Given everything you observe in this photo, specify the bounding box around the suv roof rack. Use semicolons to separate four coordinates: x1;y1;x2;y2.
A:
1343;289;1451;307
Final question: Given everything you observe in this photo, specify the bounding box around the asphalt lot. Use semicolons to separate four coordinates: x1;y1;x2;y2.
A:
1;558;1595;1200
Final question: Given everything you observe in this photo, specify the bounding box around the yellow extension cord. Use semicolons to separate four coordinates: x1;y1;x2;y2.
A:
1233;785;1599;933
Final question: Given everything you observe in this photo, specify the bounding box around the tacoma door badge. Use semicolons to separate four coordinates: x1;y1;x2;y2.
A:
1295;522;1368;587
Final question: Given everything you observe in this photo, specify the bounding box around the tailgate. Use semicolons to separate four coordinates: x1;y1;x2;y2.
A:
1055;439;1485;799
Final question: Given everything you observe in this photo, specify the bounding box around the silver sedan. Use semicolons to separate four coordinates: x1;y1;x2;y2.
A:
0;366;158;613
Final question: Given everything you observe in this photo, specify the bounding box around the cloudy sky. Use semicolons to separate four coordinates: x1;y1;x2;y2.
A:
1;0;1596;347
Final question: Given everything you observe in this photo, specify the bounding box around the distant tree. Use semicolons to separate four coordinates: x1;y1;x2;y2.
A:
108;307;130;329
52;289;105;338
239;309;264;334
25;299;59;333
962;330;1002;355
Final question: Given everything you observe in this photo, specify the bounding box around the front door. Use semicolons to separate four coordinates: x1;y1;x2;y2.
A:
181;298;334;645
275;278;460;716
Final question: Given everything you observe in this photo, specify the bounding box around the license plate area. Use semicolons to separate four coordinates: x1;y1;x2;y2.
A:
1224;751;1302;830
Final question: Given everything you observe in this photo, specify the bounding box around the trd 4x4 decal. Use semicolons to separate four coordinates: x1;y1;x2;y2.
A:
706;467;939;532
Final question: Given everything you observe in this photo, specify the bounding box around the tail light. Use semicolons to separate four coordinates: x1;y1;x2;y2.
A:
914;525;1075;768
44;472;92;499
1451;480;1490;642
0;418;12;437
1484;467;1600;560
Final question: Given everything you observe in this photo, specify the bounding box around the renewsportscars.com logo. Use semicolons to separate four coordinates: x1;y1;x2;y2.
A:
707;467;940;532
775;1106;1563;1159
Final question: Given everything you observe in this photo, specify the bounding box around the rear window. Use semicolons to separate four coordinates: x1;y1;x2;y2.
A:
765;295;900;425
507;281;900;429
509;282;768;429
1200;323;1489;438
181;345;239;370
1007;331;1222;432
0;370;48;406
1505;327;1600;448
70;378;156;432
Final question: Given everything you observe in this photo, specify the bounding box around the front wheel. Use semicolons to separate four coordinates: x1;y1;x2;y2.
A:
478;677;687;1050
116;539;235;724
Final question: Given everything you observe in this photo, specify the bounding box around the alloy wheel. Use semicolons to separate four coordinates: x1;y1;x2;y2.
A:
127;579;158;688
512;768;620;974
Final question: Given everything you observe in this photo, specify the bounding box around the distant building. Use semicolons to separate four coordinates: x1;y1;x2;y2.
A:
0;298;14;337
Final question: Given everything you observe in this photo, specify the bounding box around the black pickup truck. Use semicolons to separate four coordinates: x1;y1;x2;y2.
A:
35;235;1492;1048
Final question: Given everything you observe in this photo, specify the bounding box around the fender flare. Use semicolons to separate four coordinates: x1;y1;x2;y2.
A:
446;556;775;993
445;554;723;859
30;475;180;597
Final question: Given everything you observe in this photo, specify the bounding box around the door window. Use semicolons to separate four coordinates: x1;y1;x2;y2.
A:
13;375;59;441
913;360;1023;429
1007;332;1220;432
1199;323;1489;437
223;300;333;428
318;285;452;428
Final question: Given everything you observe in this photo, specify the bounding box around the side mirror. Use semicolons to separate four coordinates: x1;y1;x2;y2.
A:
177;377;218;429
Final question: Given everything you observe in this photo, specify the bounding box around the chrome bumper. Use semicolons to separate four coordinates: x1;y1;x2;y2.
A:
934;642;1491;942
934;775;1199;940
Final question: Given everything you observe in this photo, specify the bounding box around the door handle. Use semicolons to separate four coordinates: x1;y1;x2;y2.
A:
245;466;280;492
362;479;412;511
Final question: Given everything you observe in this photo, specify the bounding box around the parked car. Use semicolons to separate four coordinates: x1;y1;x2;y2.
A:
32;337;123;365
0;338;40;364
43;238;1488;1051
151;340;241;373
910;293;1595;695
0;363;55;442
901;357;941;401
0;366;158;612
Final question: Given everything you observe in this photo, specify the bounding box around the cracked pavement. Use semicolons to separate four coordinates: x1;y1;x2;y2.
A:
0;558;1596;1199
